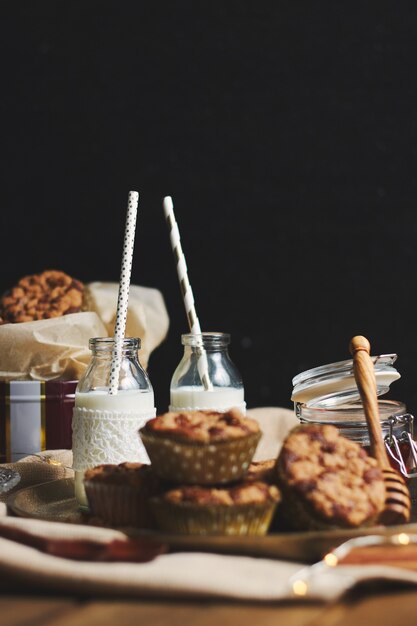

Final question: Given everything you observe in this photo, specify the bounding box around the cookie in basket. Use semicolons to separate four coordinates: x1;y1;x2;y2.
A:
0;269;85;323
140;409;261;485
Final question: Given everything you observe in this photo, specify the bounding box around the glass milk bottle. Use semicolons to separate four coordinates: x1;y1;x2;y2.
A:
169;333;246;413
72;337;155;509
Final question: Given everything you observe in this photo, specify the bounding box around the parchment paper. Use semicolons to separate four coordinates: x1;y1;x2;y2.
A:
0;282;169;381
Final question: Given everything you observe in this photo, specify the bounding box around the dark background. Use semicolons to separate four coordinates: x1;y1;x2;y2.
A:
1;1;417;413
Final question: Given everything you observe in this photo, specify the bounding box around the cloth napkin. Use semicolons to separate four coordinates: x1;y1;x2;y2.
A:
2;407;417;602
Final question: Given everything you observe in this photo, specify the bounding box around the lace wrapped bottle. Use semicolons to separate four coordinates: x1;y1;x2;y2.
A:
72;337;155;509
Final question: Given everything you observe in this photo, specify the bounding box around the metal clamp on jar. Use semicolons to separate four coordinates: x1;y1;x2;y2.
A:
291;354;417;479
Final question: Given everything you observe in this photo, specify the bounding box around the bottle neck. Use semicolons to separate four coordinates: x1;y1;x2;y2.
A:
181;332;231;351
89;337;141;359
76;336;152;394
91;349;139;360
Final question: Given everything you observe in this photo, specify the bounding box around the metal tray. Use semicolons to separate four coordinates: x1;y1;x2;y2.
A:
8;478;417;563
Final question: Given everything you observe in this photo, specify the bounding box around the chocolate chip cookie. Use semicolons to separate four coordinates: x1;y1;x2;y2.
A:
275;423;386;530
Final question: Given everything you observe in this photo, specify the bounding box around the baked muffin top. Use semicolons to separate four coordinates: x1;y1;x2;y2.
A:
276;424;386;527
84;462;152;487
161;481;280;506
144;408;260;443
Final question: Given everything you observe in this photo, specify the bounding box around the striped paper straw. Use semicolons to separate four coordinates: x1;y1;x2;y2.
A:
163;196;212;390
108;191;139;395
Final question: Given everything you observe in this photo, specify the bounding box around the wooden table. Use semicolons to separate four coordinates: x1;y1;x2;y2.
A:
1;586;417;626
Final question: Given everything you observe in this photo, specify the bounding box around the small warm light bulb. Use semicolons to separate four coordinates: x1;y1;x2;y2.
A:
324;552;338;567
292;579;308;596
46;458;62;466
397;533;410;546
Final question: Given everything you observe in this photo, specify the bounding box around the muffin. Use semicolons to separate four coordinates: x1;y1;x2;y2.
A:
0;270;85;323
275;424;386;531
83;462;160;528
151;481;280;535
140;409;261;484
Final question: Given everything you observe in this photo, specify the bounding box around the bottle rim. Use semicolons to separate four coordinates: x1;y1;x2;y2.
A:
88;337;141;352
181;332;231;347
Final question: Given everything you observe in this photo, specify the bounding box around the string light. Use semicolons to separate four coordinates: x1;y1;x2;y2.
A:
324;553;338;567
292;579;308;596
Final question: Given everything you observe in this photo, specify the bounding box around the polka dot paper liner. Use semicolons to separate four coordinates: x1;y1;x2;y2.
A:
84;481;153;528
150;498;278;536
140;431;262;485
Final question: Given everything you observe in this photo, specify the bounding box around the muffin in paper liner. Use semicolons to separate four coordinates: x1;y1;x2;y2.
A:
140;430;262;485
150;497;278;536
83;463;160;528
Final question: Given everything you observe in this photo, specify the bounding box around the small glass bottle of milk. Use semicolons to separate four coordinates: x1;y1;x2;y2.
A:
72;337;155;509
169;332;246;413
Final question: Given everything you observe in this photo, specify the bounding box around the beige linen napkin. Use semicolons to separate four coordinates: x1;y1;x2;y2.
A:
0;516;305;601
2;516;417;601
249;407;299;460
2;406;417;602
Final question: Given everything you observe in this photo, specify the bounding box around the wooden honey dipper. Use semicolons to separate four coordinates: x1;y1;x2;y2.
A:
350;335;411;525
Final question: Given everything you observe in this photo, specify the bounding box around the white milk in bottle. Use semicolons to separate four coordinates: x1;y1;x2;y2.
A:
72;338;155;509
169;333;246;413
